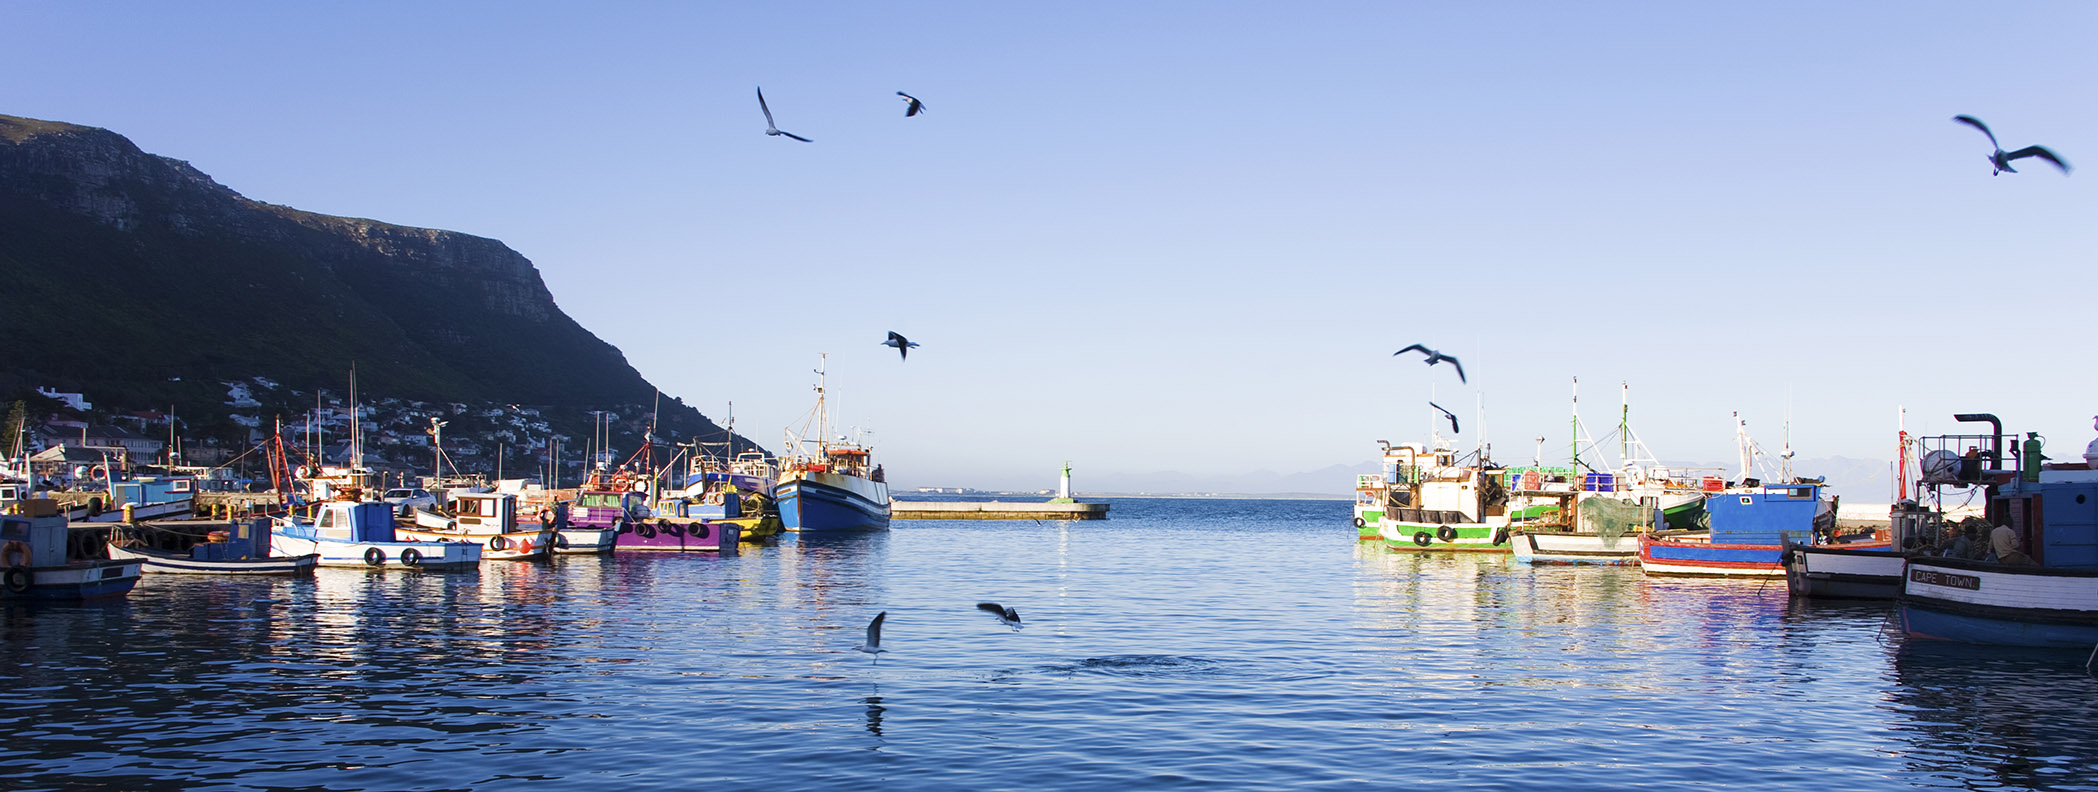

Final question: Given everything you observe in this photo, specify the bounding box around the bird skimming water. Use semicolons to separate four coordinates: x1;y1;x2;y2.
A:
977;602;1021;628
857;612;887;663
1394;344;1466;383
1953;115;2068;175
757;87;812;142
882;331;920;361
897;91;926;117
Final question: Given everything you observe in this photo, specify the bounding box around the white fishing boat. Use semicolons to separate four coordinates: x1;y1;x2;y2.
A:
397;491;555;561
271;500;480;570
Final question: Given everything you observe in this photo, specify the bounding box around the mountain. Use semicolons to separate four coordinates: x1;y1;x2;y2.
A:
0;113;752;462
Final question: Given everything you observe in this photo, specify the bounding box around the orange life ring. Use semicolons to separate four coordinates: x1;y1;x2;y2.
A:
0;541;30;567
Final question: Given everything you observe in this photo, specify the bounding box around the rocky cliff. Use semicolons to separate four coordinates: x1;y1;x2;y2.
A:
0;113;747;458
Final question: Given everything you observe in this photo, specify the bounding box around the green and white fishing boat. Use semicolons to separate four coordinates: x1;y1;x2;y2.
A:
1353;441;1521;552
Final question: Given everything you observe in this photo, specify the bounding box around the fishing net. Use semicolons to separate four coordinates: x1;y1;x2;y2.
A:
1578;496;1645;543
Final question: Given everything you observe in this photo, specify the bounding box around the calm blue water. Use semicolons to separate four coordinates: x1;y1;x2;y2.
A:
4;497;2096;791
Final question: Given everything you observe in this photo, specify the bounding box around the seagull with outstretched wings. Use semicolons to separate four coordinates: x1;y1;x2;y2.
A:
757;87;812;142
1394;344;1466;384
1953;115;2068;175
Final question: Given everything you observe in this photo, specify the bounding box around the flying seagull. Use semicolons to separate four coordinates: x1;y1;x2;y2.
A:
756;86;812;143
857;611;888;663
1393;344;1466;384
1429;402;1460;435
1953;115;2069;175
977;602;1021;628
897;91;927;117
882;331;920;361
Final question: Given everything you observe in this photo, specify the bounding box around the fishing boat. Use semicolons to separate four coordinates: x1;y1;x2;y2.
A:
397;491;555;561
1503;381;1711;564
1639;481;1875;577
1784;413;2005;599
1899;416;2098;647
774;357;890;533
0;504;143;599
1352;441;1517;552
271;499;481;570
634;448;780;551
106;517;318;575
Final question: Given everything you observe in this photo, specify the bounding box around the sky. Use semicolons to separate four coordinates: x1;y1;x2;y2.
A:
6;2;2095;494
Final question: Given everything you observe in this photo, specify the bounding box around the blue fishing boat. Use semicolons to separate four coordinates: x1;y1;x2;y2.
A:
774;356;889;533
1900;420;2098;647
1639;481;1877;577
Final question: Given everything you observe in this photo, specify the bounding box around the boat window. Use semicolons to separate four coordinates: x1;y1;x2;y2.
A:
318;510;334;529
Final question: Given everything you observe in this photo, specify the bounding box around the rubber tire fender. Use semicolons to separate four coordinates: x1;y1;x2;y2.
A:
487;535;509;551
363;547;386;567
1436;525;1459;542
3;566;30;593
1352;517;1366;528
694;523;711;540
1491;527;1511;546
1411;531;1433;547
400;548;423;567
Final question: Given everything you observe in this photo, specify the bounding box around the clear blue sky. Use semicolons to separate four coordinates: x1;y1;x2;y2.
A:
8;2;2094;492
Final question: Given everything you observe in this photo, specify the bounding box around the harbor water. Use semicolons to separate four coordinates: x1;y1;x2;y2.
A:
4;497;2096;790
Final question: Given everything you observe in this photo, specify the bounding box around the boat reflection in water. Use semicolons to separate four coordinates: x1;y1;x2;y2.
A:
1888;641;2098;789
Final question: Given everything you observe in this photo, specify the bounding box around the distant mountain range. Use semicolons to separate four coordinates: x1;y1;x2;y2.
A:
0;113;753;461
1085;455;1894;501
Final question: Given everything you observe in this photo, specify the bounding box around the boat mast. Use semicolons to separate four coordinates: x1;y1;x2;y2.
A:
1570;377;1580;473
815;353;830;458
1734;412;1752;481
1896;405;1909;501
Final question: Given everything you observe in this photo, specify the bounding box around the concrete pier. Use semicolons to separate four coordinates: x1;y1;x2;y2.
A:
892;500;1109;520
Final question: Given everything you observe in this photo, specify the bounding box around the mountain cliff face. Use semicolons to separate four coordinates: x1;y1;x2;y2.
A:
0;113;744;457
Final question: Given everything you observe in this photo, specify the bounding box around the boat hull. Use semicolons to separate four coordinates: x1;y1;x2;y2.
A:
1638;533;1787;577
616;519;741;552
1510;529;1641;565
776;471;890;533
106;543;319;576
396;526;554;561
1375;520;1512;553
2;559;144;599
1783;545;1904;599
554;527;617;554
1900;558;2098;648
270;530;481;570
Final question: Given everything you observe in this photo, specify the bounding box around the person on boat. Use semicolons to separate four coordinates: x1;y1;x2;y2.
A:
1988;524;2034;566
1941;524;1977;559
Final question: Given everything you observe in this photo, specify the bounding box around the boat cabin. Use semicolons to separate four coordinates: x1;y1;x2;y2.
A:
448;492;519;531
1707;483;1822;545
315;501;400;543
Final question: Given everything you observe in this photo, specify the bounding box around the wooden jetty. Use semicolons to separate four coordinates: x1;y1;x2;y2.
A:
893;499;1108;520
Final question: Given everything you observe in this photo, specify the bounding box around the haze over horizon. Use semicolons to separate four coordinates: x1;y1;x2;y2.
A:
8;3;2092;494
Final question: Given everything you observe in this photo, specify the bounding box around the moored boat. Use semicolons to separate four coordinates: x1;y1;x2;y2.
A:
1899;419;2098;646
398;491;554;561
271;500;480;570
106;517;318;575
774;357;889;533
1;508;143;599
1352;441;1516;552
1640;481;1878;577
